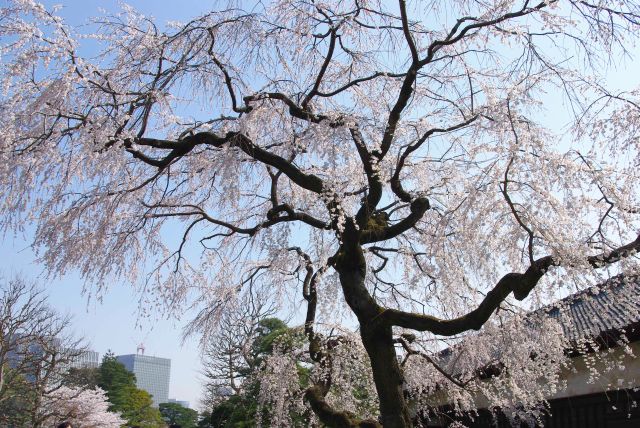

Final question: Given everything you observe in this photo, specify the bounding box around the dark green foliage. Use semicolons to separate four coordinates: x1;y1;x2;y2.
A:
205;319;310;427
63;366;101;389
197;411;213;428
160;402;199;428
251;318;289;357
0;369;36;427
118;387;164;428
296;363;310;390
98;351;137;406
209;394;258;427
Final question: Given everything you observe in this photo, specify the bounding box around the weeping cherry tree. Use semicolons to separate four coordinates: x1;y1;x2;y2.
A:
2;0;640;426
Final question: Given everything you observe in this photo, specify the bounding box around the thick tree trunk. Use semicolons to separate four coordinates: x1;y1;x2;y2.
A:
360;321;413;428
336;233;412;428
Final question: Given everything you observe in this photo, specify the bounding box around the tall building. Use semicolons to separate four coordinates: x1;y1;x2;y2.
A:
117;352;171;407
66;349;100;369
7;335;99;379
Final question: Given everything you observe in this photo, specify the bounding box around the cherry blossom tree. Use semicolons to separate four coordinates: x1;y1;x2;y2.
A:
40;386;126;428
1;0;640;426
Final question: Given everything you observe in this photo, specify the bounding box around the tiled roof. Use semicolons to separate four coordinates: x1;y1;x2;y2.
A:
538;274;640;342
433;275;640;370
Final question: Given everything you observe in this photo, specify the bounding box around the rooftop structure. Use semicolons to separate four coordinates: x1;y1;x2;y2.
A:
543;274;640;343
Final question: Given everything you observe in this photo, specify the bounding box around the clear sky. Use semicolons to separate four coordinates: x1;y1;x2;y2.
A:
3;0;640;413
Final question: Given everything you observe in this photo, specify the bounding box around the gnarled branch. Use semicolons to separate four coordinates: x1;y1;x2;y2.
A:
383;233;640;335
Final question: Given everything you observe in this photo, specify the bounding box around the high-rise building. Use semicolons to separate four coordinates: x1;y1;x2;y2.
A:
116;353;171;407
66;349;100;369
7;335;99;379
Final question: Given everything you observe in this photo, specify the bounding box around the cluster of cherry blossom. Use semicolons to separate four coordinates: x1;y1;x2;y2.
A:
41;387;125;427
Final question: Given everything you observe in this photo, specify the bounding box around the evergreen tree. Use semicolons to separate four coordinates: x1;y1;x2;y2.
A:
205;318;308;427
159;402;199;428
98;352;163;427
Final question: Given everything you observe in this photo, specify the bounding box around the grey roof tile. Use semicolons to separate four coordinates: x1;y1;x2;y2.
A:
433;275;640;371
534;274;640;342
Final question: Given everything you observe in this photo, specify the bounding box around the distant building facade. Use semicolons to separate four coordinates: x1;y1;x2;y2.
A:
7;336;99;378
66;349;100;369
167;398;190;408
117;353;171;407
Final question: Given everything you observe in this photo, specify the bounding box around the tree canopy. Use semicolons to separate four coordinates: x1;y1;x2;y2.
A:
2;0;640;426
160;402;199;428
40;386;126;428
201;313;312;427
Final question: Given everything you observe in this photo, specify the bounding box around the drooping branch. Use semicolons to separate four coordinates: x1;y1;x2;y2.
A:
315;71;406;98
350;126;382;227
304;386;382;428
143;201;329;236
287;247;323;341
383;255;553;335
377;0;550;162
586;233;640;266
286;248;380;427
242;92;343;126
500;100;536;262
206;28;250;115
395;336;470;389
302;27;338;109
266;204;330;230
422;1;550;63
501;156;536;264
383;233;640;335
398;0;419;63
